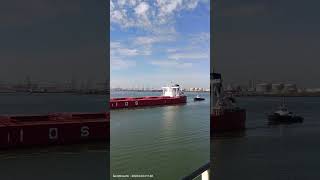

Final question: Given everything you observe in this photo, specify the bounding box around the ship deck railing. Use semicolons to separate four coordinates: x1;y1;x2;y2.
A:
181;162;210;180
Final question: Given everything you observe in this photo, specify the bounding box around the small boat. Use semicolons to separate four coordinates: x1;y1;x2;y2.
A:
268;97;303;124
194;95;205;101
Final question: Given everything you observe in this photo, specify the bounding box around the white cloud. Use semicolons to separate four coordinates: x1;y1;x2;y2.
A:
110;9;131;27
187;0;199;9
155;0;202;24
169;52;209;60
135;2;149;15
128;0;137;6
150;60;193;68
159;32;210;61
189;32;210;45
118;0;127;6
156;0;183;15
112;71;209;89
111;41;139;57
134;35;175;46
111;41;140;70
110;1;114;11
132;32;177;56
167;48;178;53
111;58;136;70
119;48;139;56
110;0;203;31
110;41;121;48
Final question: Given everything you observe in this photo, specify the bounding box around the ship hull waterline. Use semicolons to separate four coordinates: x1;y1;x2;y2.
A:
110;96;187;109
211;109;246;134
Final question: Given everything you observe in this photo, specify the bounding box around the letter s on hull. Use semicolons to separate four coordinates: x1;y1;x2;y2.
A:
81;126;90;137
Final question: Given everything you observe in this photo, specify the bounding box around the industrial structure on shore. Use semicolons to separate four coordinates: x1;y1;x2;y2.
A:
225;80;320;96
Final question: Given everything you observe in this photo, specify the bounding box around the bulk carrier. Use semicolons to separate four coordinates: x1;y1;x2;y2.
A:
211;73;246;134
0;112;109;149
110;84;187;109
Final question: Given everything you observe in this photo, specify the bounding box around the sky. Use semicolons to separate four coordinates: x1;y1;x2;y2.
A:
110;0;210;89
0;0;107;87
213;0;320;88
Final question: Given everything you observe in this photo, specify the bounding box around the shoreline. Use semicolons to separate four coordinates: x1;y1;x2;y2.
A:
111;90;210;93
0;92;108;95
236;94;320;97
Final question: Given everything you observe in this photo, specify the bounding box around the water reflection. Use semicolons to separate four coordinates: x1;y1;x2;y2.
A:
161;105;180;132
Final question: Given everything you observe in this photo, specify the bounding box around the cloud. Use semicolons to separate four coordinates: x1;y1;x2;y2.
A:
156;0;183;15
169;52;209;60
135;2;149;15
167;48;178;53
113;71;209;89
111;41;139;57
111;41;140;70
110;0;204;31
110;1;210;88
163;32;210;61
189;32;210;45
132;31;177;55
134;34;176;46
110;57;136;70
150;60;193;68
111;57;136;70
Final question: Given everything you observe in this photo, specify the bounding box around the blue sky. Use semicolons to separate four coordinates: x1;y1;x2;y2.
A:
110;0;210;89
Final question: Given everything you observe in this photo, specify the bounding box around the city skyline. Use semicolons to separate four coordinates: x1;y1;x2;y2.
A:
110;0;210;89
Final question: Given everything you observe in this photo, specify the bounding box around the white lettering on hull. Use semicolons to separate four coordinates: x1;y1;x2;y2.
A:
20;129;23;143
49;128;58;140
81;126;90;137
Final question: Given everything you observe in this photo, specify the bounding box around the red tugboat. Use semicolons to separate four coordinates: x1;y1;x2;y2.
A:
110;84;187;109
0;112;109;149
211;73;246;134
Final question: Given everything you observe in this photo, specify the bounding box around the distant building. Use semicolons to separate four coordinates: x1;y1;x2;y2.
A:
271;83;284;93
305;88;320;93
256;83;271;93
188;87;206;92
248;80;255;91
283;84;297;93
226;84;233;91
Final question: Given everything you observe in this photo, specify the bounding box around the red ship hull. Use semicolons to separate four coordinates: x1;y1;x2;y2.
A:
211;109;246;134
0;112;109;149
110;96;187;109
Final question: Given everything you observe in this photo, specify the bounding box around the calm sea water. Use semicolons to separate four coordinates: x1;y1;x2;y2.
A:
111;91;210;179
0;93;109;180
0;93;107;114
212;96;320;180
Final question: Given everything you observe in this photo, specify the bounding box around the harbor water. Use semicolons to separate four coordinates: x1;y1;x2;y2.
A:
212;96;320;180
111;91;210;179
